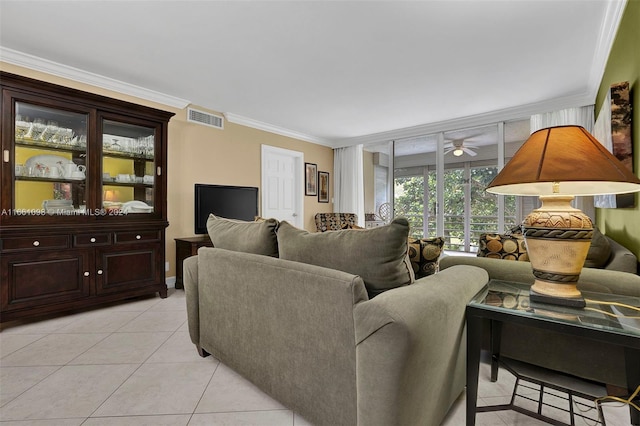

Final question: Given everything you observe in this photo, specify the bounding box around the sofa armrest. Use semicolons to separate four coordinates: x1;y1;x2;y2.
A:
182;254;200;348
354;265;488;426
440;255;640;297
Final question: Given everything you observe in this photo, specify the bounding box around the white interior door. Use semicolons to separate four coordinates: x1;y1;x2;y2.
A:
261;145;303;228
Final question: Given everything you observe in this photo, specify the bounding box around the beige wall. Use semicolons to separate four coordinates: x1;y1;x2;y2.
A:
1;63;334;279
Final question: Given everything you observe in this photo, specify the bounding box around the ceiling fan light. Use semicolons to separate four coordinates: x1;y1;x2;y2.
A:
453;148;464;156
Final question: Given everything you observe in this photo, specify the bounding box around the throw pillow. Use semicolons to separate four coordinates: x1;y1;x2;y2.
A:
206;214;279;257
314;213;358;232
477;233;529;261
584;227;612;268
408;236;445;278
277;217;415;298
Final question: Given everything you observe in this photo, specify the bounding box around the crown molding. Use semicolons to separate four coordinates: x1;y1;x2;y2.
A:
0;47;331;144
0;47;190;109
330;1;627;149
333;92;596;148
224;113;333;146
586;0;627;100
4;0;624;152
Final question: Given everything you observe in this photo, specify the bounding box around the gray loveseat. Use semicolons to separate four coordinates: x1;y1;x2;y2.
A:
440;255;640;387
184;216;489;425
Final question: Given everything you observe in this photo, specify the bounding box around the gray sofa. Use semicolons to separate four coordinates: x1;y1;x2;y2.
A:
184;217;489;425
440;255;640;387
604;236;638;273
477;230;637;273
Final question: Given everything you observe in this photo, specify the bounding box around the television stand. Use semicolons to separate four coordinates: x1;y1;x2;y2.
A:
174;236;213;289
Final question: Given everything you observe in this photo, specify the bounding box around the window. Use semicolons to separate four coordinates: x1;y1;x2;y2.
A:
374;165;389;212
389;120;528;252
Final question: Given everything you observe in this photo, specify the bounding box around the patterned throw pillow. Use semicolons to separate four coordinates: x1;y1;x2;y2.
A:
408;237;445;278
477;233;529;261
314;213;358;232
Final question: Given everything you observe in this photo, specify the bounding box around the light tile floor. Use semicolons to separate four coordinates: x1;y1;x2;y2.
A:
0;289;634;425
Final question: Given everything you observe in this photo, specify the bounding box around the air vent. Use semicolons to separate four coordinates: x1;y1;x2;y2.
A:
187;107;224;129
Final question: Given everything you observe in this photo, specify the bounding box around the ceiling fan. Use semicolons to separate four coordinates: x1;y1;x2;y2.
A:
444;139;478;157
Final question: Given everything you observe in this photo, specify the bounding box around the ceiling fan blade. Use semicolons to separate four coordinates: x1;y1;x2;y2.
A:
444;148;455;155
463;147;477;156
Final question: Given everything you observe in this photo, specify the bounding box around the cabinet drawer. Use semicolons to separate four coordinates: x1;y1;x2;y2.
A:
74;233;111;247
114;230;161;244
1;235;70;252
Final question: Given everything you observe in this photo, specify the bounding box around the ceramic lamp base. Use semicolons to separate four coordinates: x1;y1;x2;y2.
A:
522;195;592;309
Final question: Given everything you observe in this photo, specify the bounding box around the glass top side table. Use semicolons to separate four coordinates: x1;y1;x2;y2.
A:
466;279;640;426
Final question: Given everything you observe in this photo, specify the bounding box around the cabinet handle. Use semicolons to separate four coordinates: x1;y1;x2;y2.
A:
90;237;96;243
97;269;103;275
84;271;90;277
136;235;141;240
33;240;40;247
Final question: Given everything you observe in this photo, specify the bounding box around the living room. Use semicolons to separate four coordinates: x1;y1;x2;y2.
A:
1;1;639;425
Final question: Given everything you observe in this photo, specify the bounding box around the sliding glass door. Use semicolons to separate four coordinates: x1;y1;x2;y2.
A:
388;120;528;252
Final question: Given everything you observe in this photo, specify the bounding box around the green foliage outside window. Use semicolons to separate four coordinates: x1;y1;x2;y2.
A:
394;167;517;251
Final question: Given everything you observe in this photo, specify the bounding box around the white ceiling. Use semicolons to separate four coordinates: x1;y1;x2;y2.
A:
0;0;625;148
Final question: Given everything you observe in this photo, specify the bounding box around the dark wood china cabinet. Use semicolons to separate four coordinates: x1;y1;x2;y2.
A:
0;72;174;322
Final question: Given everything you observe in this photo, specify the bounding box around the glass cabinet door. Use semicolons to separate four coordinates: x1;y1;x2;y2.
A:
14;102;88;216
101;119;156;215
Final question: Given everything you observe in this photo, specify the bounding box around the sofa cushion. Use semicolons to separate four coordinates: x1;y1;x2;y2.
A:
206;214;279;257
584;227;612;268
277;217;414;297
477;233;529;261
408;237;445;278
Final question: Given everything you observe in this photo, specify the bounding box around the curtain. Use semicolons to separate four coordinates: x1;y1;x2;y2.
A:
530;105;595;133
333;144;365;226
530;105;596;218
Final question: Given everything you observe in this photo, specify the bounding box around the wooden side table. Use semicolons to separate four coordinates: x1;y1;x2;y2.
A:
174;236;213;289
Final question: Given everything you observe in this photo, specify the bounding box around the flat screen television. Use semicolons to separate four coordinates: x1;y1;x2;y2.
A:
194;184;259;234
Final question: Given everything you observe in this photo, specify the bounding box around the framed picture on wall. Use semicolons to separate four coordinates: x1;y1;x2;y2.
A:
594;81;634;208
305;162;317;196
318;171;329;203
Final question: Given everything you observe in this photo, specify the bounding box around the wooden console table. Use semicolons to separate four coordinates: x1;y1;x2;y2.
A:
174;236;213;289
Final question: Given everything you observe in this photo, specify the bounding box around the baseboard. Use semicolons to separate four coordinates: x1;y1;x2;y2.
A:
166;276;176;289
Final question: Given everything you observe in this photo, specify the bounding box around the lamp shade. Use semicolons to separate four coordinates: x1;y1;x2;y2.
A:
486;125;640;196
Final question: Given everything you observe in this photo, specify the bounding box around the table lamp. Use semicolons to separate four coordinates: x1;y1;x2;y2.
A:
486;125;640;307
